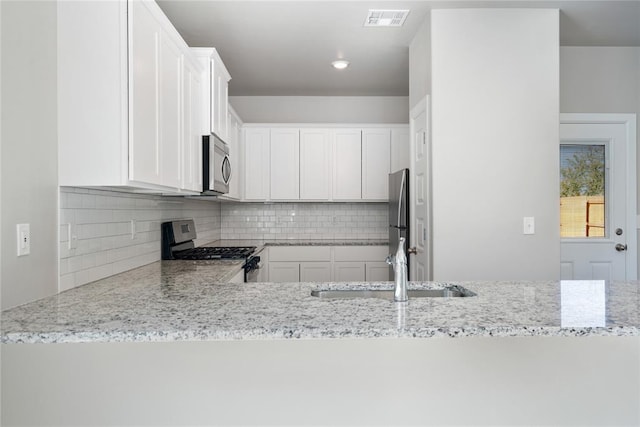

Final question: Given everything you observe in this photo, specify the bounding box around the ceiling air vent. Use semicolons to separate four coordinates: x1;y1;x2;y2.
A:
364;9;410;27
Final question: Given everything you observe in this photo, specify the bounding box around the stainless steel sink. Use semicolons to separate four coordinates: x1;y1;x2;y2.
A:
310;287;475;300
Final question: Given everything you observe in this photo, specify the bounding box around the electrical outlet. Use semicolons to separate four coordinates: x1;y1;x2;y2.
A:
16;223;30;256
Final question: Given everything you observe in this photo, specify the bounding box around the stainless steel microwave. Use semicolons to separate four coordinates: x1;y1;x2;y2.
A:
202;134;230;195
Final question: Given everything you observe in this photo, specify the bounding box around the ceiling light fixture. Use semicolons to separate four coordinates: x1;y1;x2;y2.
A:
331;59;350;70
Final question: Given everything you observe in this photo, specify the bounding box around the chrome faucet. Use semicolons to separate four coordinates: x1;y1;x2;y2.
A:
386;237;408;302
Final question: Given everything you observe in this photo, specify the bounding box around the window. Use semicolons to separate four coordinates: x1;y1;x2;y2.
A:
560;144;606;238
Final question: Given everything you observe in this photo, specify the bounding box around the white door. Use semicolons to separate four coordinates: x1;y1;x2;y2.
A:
560;114;637;281
409;97;432;281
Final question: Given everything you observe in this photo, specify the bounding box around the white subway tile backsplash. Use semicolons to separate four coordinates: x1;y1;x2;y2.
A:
60;188;388;290
220;202;388;241
60;187;222;290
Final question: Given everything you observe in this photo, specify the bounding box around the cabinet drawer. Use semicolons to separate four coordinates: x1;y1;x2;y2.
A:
333;246;389;262
269;246;331;262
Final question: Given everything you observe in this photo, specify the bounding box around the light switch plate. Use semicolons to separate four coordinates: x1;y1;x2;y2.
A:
17;223;31;256
523;217;535;235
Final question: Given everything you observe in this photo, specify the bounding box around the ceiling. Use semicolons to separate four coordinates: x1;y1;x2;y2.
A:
157;1;640;97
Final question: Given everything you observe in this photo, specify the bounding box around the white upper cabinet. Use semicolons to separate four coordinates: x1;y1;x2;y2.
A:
362;128;391;200
158;33;183;189
225;107;242;200
300;129;331;200
182;55;203;192
270;129;300;200
240;125;404;202
192;48;231;142
212;55;231;141
129;0;161;186
332;129;362;200
244;128;270;200
58;0;204;194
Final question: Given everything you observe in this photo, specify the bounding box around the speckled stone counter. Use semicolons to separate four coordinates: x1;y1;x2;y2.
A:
206;238;388;249
2;259;639;343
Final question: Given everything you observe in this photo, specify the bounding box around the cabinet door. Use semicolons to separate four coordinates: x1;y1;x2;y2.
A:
244;128;270;200
270;129;300;200
300;262;332;282
129;0;161;185
332;129;362;200
366;262;391;282
268;262;299;283
158;34;182;189
211;56;230;141
362;128;391;200
333;262;365;282
226;111;241;199
182;58;202;192
300;129;331;200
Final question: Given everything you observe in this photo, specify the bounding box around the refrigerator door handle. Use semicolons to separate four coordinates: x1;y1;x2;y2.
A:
397;170;406;228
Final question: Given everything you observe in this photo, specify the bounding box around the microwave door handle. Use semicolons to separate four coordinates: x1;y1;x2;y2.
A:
222;156;231;184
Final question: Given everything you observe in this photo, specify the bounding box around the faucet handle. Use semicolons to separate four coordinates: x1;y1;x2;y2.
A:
385;254;395;265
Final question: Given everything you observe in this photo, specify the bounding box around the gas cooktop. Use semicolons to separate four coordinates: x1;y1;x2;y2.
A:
172;246;256;260
161;219;256;260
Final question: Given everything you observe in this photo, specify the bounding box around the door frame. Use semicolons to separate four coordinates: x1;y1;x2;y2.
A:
409;96;432;281
560;113;637;280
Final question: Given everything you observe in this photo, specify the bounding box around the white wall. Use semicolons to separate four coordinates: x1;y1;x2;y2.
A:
1;1;59;309
229;96;409;124
409;17;430;111
431;9;560;281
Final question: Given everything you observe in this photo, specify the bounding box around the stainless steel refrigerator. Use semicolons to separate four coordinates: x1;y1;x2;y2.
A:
389;168;410;280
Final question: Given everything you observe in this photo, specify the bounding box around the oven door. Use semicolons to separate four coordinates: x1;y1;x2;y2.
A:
244;256;261;282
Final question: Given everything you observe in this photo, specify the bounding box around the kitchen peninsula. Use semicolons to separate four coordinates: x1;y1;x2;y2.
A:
2;260;639;426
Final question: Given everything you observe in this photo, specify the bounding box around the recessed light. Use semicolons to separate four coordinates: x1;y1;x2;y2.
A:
331;60;350;70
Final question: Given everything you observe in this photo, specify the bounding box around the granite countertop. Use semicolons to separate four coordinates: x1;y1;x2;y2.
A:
2;259;639;343
207;239;389;248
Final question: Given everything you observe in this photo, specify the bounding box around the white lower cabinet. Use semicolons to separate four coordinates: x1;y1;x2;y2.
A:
300;262;332;282
266;245;389;283
366;262;391;281
333;262;366;282
268;262;300;283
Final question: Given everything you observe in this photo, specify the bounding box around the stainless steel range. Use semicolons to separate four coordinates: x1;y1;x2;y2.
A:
161;219;260;282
